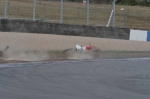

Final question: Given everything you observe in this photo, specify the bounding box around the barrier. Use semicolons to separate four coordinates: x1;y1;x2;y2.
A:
130;29;150;42
130;29;147;41
1;19;150;43
147;31;150;42
0;19;130;40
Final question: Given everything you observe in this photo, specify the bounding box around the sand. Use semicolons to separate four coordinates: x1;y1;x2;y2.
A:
0;32;150;51
0;32;150;62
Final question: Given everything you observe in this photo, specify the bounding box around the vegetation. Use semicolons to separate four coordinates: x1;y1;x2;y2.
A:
116;0;150;6
9;0;150;6
67;0;150;6
0;0;150;29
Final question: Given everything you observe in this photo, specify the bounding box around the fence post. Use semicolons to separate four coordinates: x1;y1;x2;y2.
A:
112;0;117;27
107;10;114;27
123;9;129;28
60;0;63;23
16;6;18;16
44;4;46;18
4;0;7;19
95;6;97;19
86;0;89;25
134;7;136;28
7;2;9;16
26;5;28;17
33;0;36;21
78;6;79;18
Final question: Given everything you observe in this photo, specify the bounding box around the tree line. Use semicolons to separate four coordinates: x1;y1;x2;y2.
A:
67;0;150;6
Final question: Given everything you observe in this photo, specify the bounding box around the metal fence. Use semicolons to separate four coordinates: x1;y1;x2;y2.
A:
0;0;150;30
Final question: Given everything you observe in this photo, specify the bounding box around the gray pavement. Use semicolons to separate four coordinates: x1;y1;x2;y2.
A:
0;58;150;99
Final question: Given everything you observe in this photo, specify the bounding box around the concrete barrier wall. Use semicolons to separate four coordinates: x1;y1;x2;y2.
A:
147;31;150;42
0;19;130;40
2;19;150;43
130;30;147;41
130;29;150;42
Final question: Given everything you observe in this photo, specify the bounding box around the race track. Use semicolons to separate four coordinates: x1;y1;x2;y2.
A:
0;58;150;99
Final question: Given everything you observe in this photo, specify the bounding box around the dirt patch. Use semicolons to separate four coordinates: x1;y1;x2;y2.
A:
1;32;150;63
1;49;150;63
63;48;150;60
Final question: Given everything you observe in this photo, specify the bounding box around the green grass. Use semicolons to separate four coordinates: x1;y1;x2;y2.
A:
0;0;150;29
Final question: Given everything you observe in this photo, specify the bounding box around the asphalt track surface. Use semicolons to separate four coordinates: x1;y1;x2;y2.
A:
0;58;150;99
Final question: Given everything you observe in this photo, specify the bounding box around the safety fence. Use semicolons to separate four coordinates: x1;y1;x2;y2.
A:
0;0;150;30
